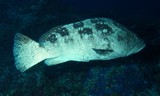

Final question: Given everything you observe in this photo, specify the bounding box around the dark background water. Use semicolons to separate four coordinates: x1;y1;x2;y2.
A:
0;0;160;95
61;0;160;17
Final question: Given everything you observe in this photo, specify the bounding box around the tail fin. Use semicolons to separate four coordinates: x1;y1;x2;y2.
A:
13;33;50;72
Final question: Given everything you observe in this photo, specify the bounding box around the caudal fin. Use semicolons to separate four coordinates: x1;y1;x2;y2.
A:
13;33;50;72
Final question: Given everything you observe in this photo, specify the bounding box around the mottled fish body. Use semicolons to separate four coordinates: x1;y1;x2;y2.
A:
13;18;145;72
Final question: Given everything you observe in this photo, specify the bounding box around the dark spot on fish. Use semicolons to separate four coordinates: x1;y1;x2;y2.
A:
117;33;125;41
90;18;105;24
73;22;84;29
96;23;113;35
125;31;135;44
53;27;69;37
64;37;73;43
92;48;113;55
78;28;93;35
96;23;110;30
47;34;57;43
117;31;135;45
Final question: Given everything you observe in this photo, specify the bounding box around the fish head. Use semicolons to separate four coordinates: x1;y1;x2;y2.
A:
109;31;145;58
91;18;146;60
93;31;145;60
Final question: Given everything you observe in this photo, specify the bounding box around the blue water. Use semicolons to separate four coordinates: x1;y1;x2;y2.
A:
0;0;160;96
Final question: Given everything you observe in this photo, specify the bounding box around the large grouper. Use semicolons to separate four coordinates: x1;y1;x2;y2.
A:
13;18;145;72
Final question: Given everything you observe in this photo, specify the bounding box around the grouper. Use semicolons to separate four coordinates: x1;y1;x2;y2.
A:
13;18;145;72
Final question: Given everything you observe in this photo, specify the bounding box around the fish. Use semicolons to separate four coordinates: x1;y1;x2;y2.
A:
13;18;145;72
